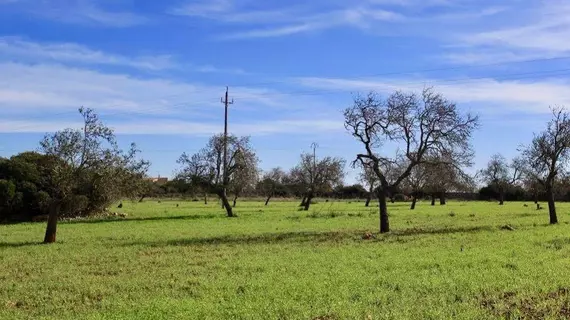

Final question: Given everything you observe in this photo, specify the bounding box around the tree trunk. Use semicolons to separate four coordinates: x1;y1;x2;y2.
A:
265;195;272;206
390;196;395;203
204;193;208;205
439;193;446;205
377;189;389;233
43;200;61;244
547;187;558;224
365;196;371;207
299;196;307;207
138;195;146;203
410;195;417;210
233;194;238;208
499;191;504;205
218;191;234;217
431;194;436;206
303;192;314;211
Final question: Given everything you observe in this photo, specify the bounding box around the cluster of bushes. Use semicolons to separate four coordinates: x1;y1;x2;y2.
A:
478;184;570;202
1;108;149;224
0;152;58;222
0;151;144;223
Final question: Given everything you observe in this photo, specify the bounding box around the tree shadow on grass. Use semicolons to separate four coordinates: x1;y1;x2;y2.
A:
0;241;44;249
62;214;219;225
123;225;501;248
392;225;496;236
126;230;361;247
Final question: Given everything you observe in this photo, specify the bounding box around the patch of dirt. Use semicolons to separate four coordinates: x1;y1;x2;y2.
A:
361;232;376;240
480;288;570;319
500;225;516;231
5;300;25;308
312;314;339;320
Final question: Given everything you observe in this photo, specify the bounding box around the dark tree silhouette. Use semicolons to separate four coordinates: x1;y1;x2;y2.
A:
478;154;522;205
290;151;345;211
258;168;286;206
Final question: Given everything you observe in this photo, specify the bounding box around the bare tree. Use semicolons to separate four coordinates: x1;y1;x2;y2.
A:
290;152;345;211
344;88;478;233
402;163;429;210
358;164;378;207
478;154;522;205
520;107;570;224
424;155;475;206
258;168;286;206
40;108;149;243
522;176;542;204
229;150;259;207
178;134;257;217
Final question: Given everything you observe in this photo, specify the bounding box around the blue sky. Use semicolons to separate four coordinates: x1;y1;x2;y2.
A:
0;0;569;183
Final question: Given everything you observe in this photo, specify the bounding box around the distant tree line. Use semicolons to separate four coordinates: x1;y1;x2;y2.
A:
4;87;570;242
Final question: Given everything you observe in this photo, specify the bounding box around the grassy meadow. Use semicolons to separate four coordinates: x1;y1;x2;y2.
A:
2;199;570;319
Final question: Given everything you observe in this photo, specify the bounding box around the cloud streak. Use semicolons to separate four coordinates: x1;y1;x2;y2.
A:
444;1;570;64
0;0;147;27
0;118;342;136
296;76;570;114
0;37;174;70
171;0;406;39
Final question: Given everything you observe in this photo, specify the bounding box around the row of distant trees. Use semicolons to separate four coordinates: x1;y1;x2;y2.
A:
2;87;570;242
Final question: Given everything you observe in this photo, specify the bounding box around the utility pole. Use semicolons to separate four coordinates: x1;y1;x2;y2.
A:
310;142;319;185
221;87;234;206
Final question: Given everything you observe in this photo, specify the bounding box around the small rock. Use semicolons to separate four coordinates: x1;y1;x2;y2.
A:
500;225;515;231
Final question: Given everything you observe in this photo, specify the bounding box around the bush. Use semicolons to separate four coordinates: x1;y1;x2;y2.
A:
394;194;407;202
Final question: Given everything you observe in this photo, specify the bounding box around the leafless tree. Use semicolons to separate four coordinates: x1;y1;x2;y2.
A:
424;155;475;206
258;167;286;206
344;88;478;233
229;151;260;207
358;164;378;207
520;107;570;224
177;134;257;217
402;163;429;210
478;154;522;205
290;152;345;211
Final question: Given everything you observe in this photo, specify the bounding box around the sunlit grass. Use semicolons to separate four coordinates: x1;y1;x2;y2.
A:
2;199;570;319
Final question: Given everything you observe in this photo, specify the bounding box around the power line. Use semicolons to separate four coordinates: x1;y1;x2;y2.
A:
230;67;570;99
225;55;570;88
4;64;570;133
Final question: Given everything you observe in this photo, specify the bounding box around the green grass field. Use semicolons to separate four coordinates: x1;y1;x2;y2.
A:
2;199;570;319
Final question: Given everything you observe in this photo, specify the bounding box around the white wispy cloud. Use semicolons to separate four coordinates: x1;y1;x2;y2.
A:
444;1;570;64
296;76;570;114
0;0;147;27
171;0;406;39
0;62;254;115
0;37;174;70
0;62;340;136
0;118;342;136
